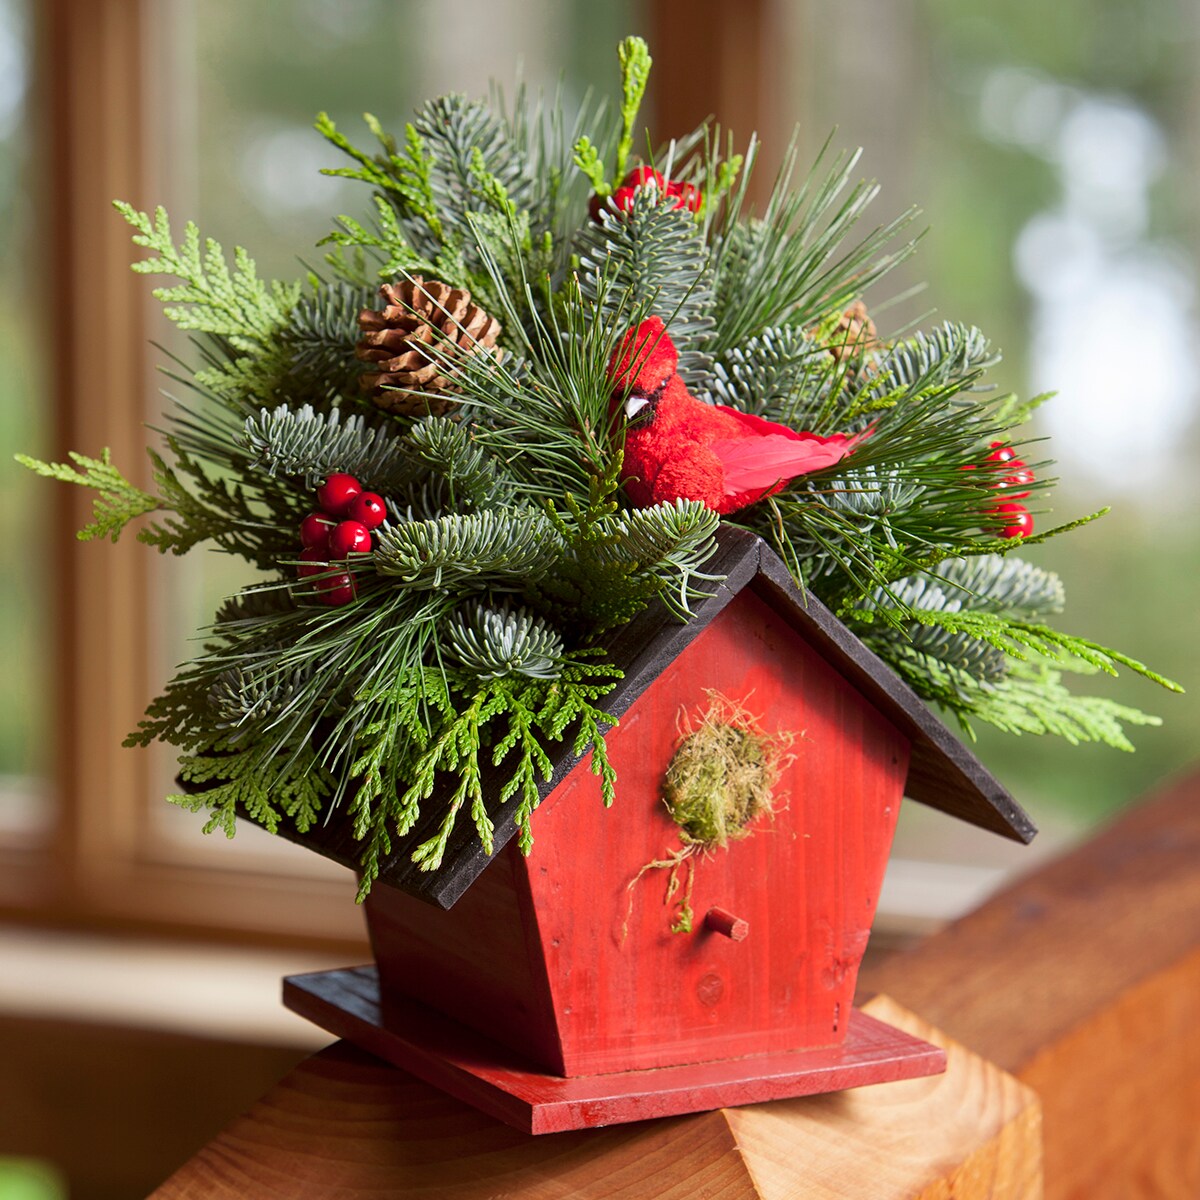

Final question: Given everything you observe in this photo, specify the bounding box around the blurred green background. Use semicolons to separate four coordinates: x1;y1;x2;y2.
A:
2;0;1196;837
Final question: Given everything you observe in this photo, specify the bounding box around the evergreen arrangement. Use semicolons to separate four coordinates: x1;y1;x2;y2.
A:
19;38;1180;894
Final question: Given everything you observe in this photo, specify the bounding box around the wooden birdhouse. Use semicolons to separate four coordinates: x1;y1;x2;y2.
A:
285;527;1035;1133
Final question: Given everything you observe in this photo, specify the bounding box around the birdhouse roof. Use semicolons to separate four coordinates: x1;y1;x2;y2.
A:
292;527;1035;908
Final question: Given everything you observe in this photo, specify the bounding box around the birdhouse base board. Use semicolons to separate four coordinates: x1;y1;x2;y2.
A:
284;965;947;1134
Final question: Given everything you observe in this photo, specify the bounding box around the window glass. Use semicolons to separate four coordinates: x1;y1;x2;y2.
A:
780;0;1200;878
143;0;639;862
0;0;49;842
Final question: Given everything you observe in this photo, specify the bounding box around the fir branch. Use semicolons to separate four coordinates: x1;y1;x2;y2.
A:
852;555;1067;684
859;322;997;401
415;93;537;236
137;444;292;566
16;449;159;542
243;403;424;494
533;463;723;633
280;280;374;398
932;555;1065;618
854;604;1183;692
444;603;565;680
885;649;1162;750
576;187;715;376
373;507;561;590
707;323;827;414
405;416;514;512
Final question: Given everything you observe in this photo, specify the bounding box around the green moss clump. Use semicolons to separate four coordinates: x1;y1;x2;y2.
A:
662;695;791;848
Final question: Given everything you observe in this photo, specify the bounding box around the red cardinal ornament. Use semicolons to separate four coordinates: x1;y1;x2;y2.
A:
608;318;865;514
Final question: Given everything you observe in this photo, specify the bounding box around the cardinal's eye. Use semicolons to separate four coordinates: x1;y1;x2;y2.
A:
625;395;652;423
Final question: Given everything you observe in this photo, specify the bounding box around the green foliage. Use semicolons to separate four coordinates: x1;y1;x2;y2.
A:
373;507;561;590
445;604;566;680
405;416;514;512
138;443;292;566
172;734;330;839
19;35;1176;894
851;558;1181;748
281;280;375;399
707;138;918;353
615;36;653;183
15;449;158;542
114;202;299;350
707;324;826;414
243;403;422;493
577;188;715;379
864;322;998;395
548;495;722;630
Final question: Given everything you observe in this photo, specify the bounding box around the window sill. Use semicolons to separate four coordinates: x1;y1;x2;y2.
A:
0;925;348;1048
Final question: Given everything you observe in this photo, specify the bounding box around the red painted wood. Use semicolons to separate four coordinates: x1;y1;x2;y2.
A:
283;966;947;1135
364;844;564;1073
519;587;909;1075
363;585;911;1079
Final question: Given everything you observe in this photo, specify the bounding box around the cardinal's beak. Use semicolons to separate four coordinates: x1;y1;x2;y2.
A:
625;395;651;421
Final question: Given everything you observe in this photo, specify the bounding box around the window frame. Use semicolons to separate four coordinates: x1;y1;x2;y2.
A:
3;0;823;953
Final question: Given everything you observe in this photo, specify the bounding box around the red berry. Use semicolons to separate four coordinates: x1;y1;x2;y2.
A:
991;501;1033;538
608;184;638;212
986;441;1018;464
345;491;387;530
299;511;337;550
668;180;702;212
328;520;372;558
624;165;666;189
316;571;357;606
316;473;361;516
297;546;328;578
996;459;1035;499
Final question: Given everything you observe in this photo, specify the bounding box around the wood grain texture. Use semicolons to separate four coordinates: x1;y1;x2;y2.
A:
726;995;1041;1200
283;967;945;1133
149;995;1038;1198
860;769;1200;1199
360;584;912;1081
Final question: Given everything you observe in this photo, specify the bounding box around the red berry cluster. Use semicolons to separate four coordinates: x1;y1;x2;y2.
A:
981;442;1035;538
296;473;386;606
589;166;701;222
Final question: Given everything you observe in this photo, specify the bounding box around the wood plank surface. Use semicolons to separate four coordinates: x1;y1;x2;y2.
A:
282;968;946;1133
147;995;1039;1198
860;768;1200;1199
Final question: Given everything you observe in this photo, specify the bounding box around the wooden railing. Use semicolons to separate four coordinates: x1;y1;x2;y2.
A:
860;767;1200;1199
150;769;1200;1198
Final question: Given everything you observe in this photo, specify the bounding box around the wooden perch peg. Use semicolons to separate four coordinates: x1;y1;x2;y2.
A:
705;907;749;940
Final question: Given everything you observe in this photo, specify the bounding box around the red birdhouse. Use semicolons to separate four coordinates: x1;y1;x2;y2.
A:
284;528;1034;1134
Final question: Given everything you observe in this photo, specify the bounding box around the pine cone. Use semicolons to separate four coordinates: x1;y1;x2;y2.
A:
828;300;879;361
356;277;502;416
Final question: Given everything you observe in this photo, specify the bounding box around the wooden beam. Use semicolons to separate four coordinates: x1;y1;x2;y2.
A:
649;0;770;145
860;768;1200;1199
147;996;1040;1198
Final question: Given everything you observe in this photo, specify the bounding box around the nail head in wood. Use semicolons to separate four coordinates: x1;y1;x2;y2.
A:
706;907;749;940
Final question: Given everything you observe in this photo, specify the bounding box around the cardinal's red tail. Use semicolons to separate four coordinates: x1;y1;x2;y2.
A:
713;430;864;495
